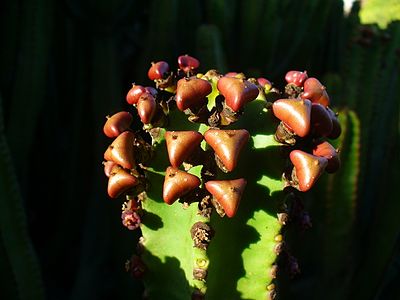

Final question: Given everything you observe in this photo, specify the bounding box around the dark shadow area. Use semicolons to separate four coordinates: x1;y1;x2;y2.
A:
142;252;192;300
141;211;163;231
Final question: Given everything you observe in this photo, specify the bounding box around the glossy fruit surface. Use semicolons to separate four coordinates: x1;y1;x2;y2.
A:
137;93;156;124
290;150;328;192
103;111;133;138
175;77;212;111
204;129;249;172
107;166;138;198
205;178;247;217
165;131;203;167
326;107;342;139
104;131;136;169
301;77;330;107
217;76;259;112
285;70;308;87
126;85;146;105
311;103;333;137
163;167;201;204
178;54;200;73
148;61;170;81
272;98;312;137
312;140;340;173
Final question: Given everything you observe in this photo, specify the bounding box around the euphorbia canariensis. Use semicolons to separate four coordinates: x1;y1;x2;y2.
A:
178;54;200;74
101;54;342;300
301;77;330;107
103;111;133;138
285;70;308;87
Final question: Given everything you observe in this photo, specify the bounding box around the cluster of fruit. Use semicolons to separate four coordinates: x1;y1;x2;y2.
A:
101;54;341;228
273;71;341;192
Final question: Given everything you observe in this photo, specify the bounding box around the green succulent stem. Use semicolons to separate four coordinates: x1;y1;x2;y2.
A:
138;79;287;298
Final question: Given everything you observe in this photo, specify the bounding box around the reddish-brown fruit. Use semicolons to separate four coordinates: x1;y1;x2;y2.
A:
137;93;157;124
177;54;200;73
163;167;201;205
310;103;333;137
217;76;259;111
126;84;146;105
225;72;239;77
103;160;117;177
148;61;170;81
103;111;133;138
257;77;272;90
285;70;308;87
175;77;212;111
312;140;340;173
205;178;247;218
204;129;249;172
326;107;342;139
165;131;203;167
301;77;330;107
104;131;136;169
272;99;312;137
107;166;139;198
290;150;328;192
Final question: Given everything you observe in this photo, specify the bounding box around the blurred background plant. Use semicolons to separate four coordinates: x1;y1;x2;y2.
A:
0;0;399;299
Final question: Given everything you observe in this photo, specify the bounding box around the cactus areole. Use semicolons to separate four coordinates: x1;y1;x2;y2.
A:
102;56;342;300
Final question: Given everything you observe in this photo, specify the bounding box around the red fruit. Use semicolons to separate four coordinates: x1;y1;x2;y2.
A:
137;93;157;124
326;107;342;139
310;103;333;137
301;77;330;107
217;76;259;112
177;54;200;73
103;160;117;177
107;165;139;198
165;131;203;167
162;167;201;205
204;129;249;172
290;150;328;192
175;77;212;111
148;61;170;81
257;77;272;89
225;72;239;77
285;70;308;87
205;178;247;218
312;140;340;173
272;99;312;137
104;131;136;169
126;84;146;105
103;111;133;138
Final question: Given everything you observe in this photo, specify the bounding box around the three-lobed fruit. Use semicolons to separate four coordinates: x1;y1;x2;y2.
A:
205;178;247;218
204;129;249;172
217;76;259;112
285;70;308;87
178;54;200;73
163;167;201;204
148;61;170;81
301;77;330;107
290;150;328;192
165;130;203;168
103;111;133;138
272;98;312;138
175;77;212;111
104;131;136;169
108;165;139;198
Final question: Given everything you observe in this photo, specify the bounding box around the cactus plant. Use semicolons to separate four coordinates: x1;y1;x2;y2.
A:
101;55;342;299
1;0;399;299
